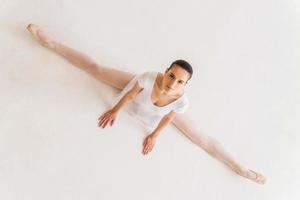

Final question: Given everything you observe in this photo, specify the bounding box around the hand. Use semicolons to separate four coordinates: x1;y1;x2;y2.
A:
142;133;157;155
98;108;118;129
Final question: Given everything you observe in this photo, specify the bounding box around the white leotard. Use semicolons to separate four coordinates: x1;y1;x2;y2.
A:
112;71;189;132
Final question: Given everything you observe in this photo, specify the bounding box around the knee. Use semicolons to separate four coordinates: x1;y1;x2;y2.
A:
191;132;209;148
89;63;104;76
199;135;219;151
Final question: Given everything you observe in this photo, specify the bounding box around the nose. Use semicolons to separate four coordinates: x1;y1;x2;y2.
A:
169;81;176;89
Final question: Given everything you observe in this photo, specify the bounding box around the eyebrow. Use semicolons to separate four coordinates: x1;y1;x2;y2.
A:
170;72;185;82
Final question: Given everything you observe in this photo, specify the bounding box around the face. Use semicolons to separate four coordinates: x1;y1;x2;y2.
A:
161;65;190;95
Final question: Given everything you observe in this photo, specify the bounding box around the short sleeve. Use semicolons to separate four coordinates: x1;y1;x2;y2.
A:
173;95;189;114
135;71;150;88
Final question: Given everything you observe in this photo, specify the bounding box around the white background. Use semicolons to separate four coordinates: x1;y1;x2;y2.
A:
1;0;299;199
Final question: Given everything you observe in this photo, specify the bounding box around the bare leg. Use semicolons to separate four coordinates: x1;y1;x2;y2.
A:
27;23;266;184
26;24;135;90
172;114;266;184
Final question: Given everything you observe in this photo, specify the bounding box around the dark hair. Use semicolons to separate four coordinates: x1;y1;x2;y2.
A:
168;59;193;80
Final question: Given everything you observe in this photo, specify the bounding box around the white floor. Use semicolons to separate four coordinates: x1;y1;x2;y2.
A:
1;0;299;199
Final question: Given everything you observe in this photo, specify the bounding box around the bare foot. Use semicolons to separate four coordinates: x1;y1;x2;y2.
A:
27;23;55;49
238;168;267;184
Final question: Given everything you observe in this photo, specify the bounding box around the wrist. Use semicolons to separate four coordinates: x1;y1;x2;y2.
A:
112;106;119;113
151;131;159;138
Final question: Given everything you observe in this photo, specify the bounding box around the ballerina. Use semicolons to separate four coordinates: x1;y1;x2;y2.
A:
26;23;266;184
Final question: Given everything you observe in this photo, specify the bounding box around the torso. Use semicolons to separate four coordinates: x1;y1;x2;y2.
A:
112;71;189;132
150;72;184;107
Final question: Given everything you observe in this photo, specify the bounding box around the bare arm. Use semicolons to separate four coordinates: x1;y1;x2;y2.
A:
152;111;177;137
98;82;143;128
142;111;177;155
113;82;143;112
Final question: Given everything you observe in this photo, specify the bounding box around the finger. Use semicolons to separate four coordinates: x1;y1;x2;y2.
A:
147;143;154;153
110;119;114;126
100;117;109;128
98;119;102;127
98;117;103;126
142;147;145;155
142;144;147;154
144;147;148;155
98;116;107;127
149;144;154;152
100;115;110;127
148;144;153;152
144;144;150;154
102;119;110;128
103;118;111;128
98;113;106;120
98;114;106;123
143;139;149;149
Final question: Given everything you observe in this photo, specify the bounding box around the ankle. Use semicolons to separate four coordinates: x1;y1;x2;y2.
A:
231;163;247;175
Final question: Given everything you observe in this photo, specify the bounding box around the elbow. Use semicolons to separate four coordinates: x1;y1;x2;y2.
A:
125;94;137;102
165;113;177;122
164;116;174;123
127;93;135;100
125;91;135;100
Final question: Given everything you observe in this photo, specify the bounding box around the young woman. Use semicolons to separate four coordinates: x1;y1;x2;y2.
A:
26;23;266;184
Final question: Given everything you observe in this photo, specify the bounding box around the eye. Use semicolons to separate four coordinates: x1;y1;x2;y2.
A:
169;74;175;79
178;81;184;84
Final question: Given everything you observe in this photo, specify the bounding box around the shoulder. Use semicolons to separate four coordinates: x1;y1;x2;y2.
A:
136;71;157;87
